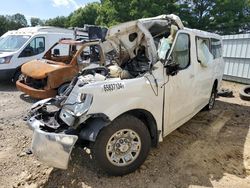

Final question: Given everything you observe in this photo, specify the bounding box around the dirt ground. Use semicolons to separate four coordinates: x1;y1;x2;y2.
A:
0;80;249;188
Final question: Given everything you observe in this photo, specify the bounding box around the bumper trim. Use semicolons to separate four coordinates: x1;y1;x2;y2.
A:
28;117;78;169
32;129;78;169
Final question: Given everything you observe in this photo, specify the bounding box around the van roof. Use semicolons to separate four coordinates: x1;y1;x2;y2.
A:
184;27;221;40
8;26;75;35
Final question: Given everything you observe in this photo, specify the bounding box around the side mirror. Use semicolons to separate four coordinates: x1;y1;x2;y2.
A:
165;62;179;76
53;48;60;56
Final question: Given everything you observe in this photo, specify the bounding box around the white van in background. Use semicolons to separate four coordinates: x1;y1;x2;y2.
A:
0;27;80;82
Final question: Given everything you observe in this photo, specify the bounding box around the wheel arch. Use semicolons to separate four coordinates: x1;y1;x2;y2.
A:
80;109;159;147
213;79;218;91
120;109;159;147
12;66;22;82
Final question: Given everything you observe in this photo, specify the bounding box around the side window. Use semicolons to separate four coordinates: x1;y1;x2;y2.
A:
172;33;190;69
77;45;100;65
36;37;45;54
19;37;45;57
51;43;70;56
196;37;213;66
211;38;222;59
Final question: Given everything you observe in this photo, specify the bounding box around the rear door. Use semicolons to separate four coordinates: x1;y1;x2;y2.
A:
163;31;196;135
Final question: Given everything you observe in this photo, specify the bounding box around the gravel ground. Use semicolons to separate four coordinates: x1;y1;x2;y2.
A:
0;80;249;188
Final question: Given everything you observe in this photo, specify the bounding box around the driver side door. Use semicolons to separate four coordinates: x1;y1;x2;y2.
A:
163;31;196;135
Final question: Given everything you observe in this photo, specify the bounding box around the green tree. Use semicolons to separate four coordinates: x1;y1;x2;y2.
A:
4;13;28;31
178;0;250;34
96;0;179;26
178;0;215;31
44;16;69;27
69;2;100;27
96;0;119;26
211;0;250;34
0;16;9;35
12;13;28;27
30;17;44;26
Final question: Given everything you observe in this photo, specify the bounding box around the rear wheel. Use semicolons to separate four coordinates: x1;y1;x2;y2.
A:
92;115;151;176
204;86;217;111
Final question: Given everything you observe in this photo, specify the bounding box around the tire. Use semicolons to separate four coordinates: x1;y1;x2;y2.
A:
13;70;23;83
204;86;217;111
239;85;250;101
217;89;233;98
92;114;151;176
57;83;70;95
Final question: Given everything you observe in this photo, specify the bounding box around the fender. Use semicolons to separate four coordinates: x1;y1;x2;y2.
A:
79;117;110;142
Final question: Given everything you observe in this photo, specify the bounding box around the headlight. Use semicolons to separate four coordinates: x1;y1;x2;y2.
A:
63;93;93;117
74;94;93;116
0;58;5;64
0;56;12;64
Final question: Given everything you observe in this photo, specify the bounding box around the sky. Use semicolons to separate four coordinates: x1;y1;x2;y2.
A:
0;0;97;21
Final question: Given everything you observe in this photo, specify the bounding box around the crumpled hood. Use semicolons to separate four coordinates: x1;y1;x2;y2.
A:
104;14;183;65
21;60;70;79
0;51;15;58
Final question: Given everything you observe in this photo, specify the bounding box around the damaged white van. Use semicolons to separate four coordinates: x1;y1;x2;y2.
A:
26;14;224;176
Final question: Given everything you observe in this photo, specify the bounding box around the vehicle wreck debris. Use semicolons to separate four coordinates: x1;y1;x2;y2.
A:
16;26;106;99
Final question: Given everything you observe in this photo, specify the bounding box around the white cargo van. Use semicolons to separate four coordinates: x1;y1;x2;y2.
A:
0;27;77;82
26;15;224;176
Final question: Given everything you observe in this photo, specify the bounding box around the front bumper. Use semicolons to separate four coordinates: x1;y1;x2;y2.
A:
27;116;78;169
16;80;57;99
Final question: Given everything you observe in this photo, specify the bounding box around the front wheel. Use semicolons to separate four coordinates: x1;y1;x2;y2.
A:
92;115;151;176
13;70;24;83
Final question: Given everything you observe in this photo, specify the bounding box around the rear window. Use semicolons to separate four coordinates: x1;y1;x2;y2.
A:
211;38;222;59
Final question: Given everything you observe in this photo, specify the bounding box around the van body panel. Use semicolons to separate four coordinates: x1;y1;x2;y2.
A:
84;62;165;141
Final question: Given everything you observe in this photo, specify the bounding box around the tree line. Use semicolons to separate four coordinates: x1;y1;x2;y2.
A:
0;0;249;36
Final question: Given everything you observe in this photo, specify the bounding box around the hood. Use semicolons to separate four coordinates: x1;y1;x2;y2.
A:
21;60;71;79
0;51;15;58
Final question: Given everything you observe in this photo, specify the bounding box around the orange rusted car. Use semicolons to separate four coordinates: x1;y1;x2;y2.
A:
16;39;105;99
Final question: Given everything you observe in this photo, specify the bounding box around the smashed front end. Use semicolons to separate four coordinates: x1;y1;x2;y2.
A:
25;73;106;169
26;96;78;169
16;74;57;99
29;118;78;169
